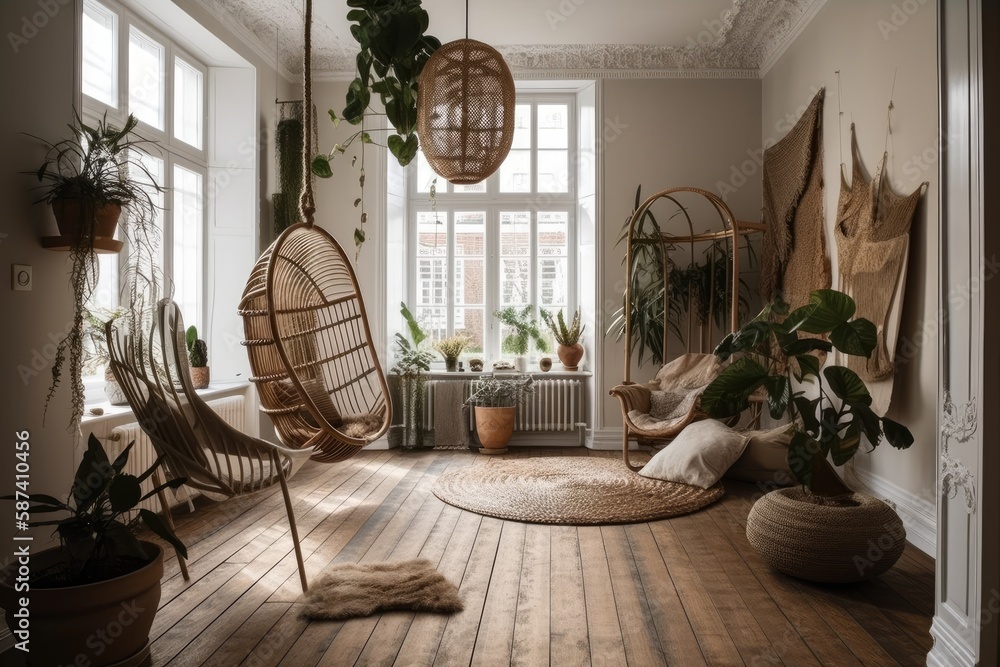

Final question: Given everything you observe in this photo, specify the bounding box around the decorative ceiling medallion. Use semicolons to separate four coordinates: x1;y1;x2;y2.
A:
195;0;825;80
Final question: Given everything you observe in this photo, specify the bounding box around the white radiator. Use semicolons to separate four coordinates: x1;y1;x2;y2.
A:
423;378;582;433
107;396;245;512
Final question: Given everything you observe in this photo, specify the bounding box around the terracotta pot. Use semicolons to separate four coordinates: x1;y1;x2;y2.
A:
190;366;210;389
0;541;163;666
474;406;515;449
557;343;584;371
746;488;905;583
51;198;122;239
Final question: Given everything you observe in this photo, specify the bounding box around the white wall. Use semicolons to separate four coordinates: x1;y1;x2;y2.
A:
762;0;939;548
598;78;763;434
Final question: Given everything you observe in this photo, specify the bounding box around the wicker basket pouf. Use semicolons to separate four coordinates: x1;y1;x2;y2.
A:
746;487;905;583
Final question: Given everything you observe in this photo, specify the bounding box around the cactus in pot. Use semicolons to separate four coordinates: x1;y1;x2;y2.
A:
186;325;210;389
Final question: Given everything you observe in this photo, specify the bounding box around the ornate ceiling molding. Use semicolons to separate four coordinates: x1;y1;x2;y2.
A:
196;0;824;81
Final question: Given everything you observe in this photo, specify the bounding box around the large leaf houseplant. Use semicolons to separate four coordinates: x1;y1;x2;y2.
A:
390;302;436;449
702;289;915;582
0;433;185;665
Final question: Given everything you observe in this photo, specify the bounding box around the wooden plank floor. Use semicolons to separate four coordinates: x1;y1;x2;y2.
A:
140;447;933;666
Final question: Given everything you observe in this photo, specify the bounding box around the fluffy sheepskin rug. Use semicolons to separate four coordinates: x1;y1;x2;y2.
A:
300;559;463;621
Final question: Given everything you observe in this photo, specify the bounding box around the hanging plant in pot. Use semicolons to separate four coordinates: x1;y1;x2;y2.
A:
465;374;534;453
702;289;914;583
541;307;585;371
26;111;163;428
494;306;549;372
311;0;440;257
0;433;186;666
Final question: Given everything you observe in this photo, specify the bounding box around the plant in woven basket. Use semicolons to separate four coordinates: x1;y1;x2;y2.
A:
701;289;914;496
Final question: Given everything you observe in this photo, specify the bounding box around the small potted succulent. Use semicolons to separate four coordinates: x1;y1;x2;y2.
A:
465;374;534;452
541;307;585;371
186;325;210;389
433;335;469;372
0;433;186;666
494;306;549;372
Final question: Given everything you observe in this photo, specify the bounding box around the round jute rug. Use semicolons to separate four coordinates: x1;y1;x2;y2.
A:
432;456;724;524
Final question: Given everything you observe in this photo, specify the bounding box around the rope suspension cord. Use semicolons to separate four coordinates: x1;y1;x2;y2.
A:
299;0;316;227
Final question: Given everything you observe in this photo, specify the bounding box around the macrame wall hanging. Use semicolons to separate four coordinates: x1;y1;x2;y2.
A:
416;0;515;184
835;117;926;415
759;88;831;308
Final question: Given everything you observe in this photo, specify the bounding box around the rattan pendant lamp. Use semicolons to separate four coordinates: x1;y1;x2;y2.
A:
416;0;515;184
238;0;391;463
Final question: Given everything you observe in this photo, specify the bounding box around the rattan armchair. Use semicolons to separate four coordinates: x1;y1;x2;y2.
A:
107;299;314;591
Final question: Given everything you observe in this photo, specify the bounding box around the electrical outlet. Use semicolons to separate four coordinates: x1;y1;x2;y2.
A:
12;264;31;291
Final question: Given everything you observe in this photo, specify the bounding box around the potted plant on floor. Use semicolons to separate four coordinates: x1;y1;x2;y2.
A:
433;335;470;372
541;307;585;371
186;325;210;390
27;112;163;428
494;306;549;372
0;433;186;666
466;374;534;453
701;289;914;582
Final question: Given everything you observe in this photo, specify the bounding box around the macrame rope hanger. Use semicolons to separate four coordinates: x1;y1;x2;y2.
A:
299;0;316;227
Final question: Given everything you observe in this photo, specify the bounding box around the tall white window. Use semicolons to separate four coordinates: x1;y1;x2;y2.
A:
81;0;208;378
407;95;575;361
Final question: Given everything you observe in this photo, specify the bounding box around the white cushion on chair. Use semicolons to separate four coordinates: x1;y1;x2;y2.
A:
639;419;749;489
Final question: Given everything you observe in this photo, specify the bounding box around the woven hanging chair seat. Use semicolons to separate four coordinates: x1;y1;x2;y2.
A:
746;487;905;583
240;223;391;463
416;38;515;184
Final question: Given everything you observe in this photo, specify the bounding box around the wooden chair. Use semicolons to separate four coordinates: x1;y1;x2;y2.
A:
239;224;392;463
106;299;314;591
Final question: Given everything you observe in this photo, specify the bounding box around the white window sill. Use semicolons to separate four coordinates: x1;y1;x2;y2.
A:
81;380;250;425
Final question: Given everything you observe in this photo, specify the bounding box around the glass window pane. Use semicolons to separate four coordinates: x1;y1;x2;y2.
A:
173;165;202;329
82;0;117;107
499;150;531;193
500;212;530;256
511;104;531;149
415;307;446;341
416;211;446;257
538;104;568;149
538;211;568;256
129;27;165;130
538;150;569;193
453;181;486;194
501;259;530;306
455;307;484;353
538;257;567;307
174;58;203;149
416;152;440;194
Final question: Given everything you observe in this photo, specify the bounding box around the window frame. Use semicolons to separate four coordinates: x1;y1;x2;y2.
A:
405;93;578;363
79;0;209;394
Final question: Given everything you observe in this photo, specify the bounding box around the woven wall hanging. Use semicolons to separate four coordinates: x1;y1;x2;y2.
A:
416;27;515;184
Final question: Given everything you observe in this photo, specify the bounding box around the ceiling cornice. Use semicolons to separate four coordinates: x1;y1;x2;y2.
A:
196;0;824;83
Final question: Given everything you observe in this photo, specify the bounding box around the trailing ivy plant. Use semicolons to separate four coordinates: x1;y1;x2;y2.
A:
701;289;914;494
312;0;440;256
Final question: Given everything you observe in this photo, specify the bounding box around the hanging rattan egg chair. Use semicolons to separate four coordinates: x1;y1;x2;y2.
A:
238;0;390;463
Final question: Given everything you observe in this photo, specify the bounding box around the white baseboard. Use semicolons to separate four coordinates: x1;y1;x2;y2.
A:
589;428;625;450
849;465;936;557
928;617;977;667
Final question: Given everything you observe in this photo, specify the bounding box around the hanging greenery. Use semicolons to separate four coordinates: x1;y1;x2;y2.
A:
312;0;440;257
272;107;305;235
